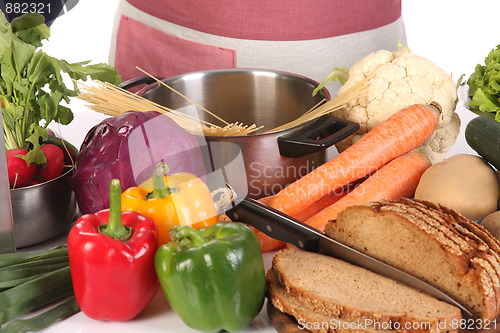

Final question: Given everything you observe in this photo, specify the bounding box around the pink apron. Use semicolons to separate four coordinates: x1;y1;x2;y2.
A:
109;0;406;92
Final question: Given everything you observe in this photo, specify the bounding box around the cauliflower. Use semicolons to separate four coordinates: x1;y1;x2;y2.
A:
331;47;460;164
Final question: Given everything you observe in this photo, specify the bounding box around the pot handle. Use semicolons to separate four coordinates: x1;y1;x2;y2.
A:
118;75;164;90
277;117;359;158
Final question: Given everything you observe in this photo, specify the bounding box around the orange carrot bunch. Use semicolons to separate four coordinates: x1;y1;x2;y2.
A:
253;104;438;252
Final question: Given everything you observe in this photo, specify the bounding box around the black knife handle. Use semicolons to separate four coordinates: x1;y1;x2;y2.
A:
225;200;475;319
225;198;320;251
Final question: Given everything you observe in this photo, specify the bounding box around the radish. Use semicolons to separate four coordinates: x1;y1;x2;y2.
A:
6;148;38;188
38;144;65;181
27;177;43;186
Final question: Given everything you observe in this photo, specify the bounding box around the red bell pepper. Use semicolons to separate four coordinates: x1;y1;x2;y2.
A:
68;179;159;321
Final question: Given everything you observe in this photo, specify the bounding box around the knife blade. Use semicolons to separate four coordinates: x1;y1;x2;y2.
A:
225;197;473;318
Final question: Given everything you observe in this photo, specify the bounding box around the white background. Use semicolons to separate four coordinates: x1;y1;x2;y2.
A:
25;1;500;332
42;0;500;157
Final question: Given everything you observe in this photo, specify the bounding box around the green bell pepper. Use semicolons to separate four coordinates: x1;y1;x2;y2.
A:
155;222;266;333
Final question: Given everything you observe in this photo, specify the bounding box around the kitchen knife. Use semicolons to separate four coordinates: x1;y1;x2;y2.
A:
225;197;474;319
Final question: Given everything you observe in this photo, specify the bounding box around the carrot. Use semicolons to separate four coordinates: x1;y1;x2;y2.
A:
305;151;431;231
258;195;274;205
251;191;347;252
293;190;347;221
268;104;439;217
221;192;348;253
292;177;367;221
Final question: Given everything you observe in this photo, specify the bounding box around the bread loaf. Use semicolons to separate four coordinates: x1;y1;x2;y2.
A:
324;198;500;320
268;247;461;332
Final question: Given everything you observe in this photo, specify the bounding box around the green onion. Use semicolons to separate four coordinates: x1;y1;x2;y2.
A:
0;245;79;331
0;261;69;288
0;266;74;324
0;246;68;269
0;275;44;291
1;297;80;333
0;256;68;278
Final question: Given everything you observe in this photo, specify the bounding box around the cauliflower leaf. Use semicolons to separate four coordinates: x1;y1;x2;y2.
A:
326;44;460;164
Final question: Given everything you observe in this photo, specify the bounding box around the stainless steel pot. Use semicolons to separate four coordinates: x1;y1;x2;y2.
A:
10;137;78;248
11;166;76;248
121;69;359;198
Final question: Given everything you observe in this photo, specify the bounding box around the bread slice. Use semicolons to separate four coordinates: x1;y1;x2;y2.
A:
390;199;500;317
426;200;500;313
324;198;500;320
267;269;394;333
270;247;462;332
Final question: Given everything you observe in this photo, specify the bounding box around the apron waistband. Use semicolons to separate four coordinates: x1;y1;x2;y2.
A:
125;0;402;41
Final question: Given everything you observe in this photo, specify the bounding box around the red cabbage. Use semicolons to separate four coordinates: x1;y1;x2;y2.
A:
70;111;206;214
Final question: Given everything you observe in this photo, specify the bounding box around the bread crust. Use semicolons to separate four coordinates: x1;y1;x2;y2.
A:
324;198;500;320
270;247;462;332
387;198;500;320
267;269;391;333
392;199;499;318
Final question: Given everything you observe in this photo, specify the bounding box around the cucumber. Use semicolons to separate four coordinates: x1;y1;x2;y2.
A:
465;116;500;170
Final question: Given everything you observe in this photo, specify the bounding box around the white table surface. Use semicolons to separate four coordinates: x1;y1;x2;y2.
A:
13;0;500;332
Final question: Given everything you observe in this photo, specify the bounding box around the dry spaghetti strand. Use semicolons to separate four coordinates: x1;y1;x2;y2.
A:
77;70;370;137
136;67;230;126
77;80;262;137
266;76;370;132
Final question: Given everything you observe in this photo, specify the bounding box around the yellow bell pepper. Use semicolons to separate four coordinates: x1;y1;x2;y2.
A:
121;163;218;245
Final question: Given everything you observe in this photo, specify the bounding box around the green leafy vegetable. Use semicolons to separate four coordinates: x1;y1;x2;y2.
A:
467;45;500;122
0;11;121;165
312;66;349;97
